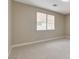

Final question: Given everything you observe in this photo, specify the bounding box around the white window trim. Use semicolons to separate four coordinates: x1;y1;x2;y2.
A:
36;11;55;31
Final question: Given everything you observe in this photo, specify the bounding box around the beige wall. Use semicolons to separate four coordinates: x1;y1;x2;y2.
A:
65;15;70;36
8;0;13;56
12;1;65;45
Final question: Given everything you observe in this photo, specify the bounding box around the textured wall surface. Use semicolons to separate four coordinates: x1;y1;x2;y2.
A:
8;0;13;56
12;1;65;45
65;15;70;36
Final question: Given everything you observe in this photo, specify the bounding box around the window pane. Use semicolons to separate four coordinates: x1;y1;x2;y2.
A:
37;12;46;30
47;15;55;30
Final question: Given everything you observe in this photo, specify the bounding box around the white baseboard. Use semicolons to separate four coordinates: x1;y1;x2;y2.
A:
12;36;65;48
8;46;12;58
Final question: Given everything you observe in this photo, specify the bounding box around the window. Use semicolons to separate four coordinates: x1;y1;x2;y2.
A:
47;15;55;30
37;12;46;30
37;12;55;30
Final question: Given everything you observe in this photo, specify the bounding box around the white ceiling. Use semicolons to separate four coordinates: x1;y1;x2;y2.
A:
14;0;70;15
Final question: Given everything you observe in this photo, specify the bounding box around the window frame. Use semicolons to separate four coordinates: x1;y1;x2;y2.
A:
36;11;55;31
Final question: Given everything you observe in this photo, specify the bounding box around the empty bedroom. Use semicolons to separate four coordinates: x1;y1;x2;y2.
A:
8;0;70;59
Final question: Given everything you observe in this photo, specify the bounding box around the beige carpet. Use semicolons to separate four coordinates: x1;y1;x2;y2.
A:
10;39;70;59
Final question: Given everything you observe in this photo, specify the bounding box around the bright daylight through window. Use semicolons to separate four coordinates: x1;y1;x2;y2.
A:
37;12;55;30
